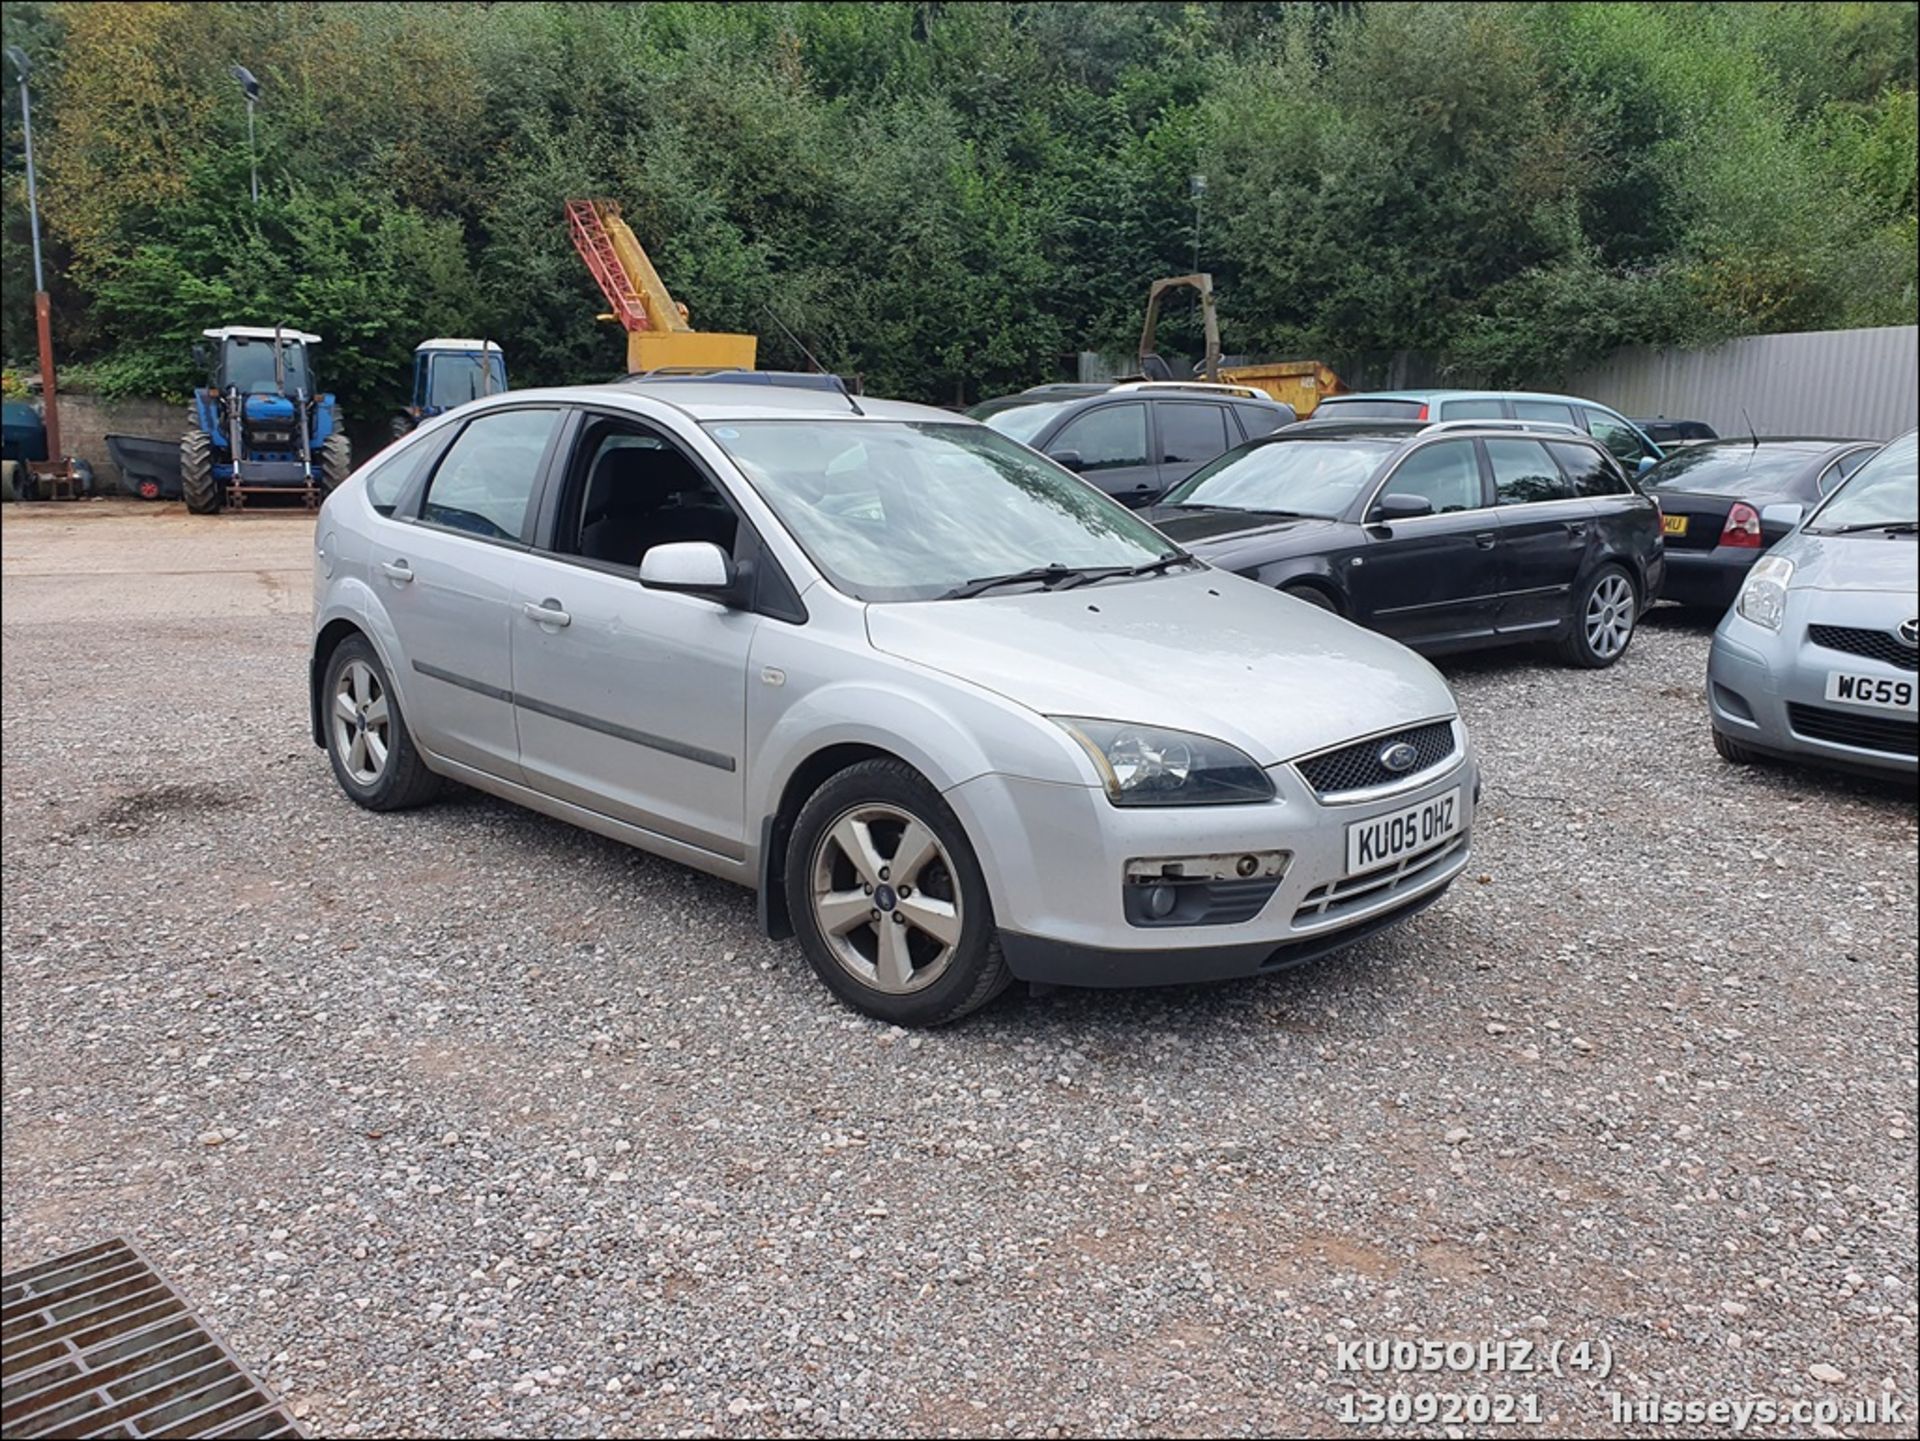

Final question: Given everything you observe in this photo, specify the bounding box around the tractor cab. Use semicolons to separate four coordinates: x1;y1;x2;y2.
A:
181;325;349;513
397;340;506;436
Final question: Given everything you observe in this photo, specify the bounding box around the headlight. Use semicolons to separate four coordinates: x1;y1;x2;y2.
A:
1735;555;1794;631
1051;717;1275;806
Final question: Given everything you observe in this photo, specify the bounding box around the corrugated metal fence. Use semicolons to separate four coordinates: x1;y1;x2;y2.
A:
1559;325;1917;441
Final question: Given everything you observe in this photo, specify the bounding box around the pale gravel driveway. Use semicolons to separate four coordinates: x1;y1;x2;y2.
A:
3;501;1914;1437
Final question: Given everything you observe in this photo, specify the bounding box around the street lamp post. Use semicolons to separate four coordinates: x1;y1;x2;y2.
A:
232;65;261;205
6;43;62;477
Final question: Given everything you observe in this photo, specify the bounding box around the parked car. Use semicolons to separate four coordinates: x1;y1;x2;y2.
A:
1644;437;1879;610
1144;418;1665;667
969;380;1296;507
1634;417;1718;449
1709;430;1916;776
311;376;1477;1024
1312;390;1665;475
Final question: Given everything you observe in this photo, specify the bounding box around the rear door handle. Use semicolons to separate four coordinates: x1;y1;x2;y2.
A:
1566;522;1589;539
1474;532;1497;550
380;560;413;584
523;600;571;628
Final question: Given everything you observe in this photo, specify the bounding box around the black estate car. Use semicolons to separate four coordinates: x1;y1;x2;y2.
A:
1146;420;1667;668
970;381;1296;507
1642;437;1878;610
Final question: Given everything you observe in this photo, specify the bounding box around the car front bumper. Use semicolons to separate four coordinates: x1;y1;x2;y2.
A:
1708;602;1918;776
946;746;1478;988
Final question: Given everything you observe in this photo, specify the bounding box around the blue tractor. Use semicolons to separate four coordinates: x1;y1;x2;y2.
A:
181;325;350;512
392;338;507;439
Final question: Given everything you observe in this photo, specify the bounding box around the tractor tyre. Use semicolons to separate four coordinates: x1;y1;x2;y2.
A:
390;414;414;441
181;430;219;514
320;432;353;494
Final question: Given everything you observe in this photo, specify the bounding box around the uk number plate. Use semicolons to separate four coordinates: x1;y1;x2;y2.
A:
1346;788;1462;876
1824;671;1917;712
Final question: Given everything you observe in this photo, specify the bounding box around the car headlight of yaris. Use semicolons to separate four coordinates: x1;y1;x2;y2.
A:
1051;717;1275;806
1736;555;1794;631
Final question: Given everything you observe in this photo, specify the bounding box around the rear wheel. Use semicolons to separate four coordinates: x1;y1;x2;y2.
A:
322;635;442;811
181;430;218;514
1712;728;1759;765
319;432;352;494
1281;582;1339;613
786;759;1010;1025
1559;564;1638;668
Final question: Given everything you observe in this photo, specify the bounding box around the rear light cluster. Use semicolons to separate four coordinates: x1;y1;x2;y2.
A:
1721;502;1763;549
1415;404;1430;421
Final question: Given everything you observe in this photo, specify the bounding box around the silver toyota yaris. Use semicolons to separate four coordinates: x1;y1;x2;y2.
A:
310;376;1478;1024
1709;430;1917;777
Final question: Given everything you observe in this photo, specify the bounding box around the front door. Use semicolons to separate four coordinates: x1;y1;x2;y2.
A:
1346;437;1501;647
509;415;757;862
1485;437;1597;635
375;405;565;781
1046;401;1161;507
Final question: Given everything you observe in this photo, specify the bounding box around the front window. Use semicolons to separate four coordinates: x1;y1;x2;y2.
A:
425;353;506;409
223;338;311;396
1804;433;1918;534
1582;408;1656;465
1162;438;1394;517
706;421;1176;603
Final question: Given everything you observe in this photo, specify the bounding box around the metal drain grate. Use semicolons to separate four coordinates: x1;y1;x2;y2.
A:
1;1238;305;1439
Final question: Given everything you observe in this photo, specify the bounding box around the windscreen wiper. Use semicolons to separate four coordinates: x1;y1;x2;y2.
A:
1820;520;1919;535
941;563;1093;599
1061;553;1201;590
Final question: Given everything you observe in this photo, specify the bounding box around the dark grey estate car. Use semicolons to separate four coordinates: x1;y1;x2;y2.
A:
970;381;1296;507
1145;419;1667;668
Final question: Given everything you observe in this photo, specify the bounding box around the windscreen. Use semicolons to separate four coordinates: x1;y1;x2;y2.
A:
224;338;311;397
706;420;1175;602
970;398;1078;445
1160;438;1394;517
427;353;506;408
1806;433;1918;532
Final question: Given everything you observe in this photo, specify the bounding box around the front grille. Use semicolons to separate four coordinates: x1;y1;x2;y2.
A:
1;1239;306;1438
1786;703;1918;757
1293;833;1468;927
1808;624;1918;672
1295;719;1457;797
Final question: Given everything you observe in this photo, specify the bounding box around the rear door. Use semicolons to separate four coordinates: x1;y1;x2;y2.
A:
1548;439;1659;601
1155;401;1235;493
1346;438;1501;647
1045;401;1160;507
372;405;566;782
1485;436;1596;635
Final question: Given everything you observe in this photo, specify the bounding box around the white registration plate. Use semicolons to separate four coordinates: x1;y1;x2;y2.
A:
1346;788;1462;876
1824;670;1917;712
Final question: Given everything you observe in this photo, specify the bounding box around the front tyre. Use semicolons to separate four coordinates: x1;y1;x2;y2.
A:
322;635;442;811
785;759;1011;1026
1559;564;1638;669
181;430;218;514
1712;728;1759;765
319;432;352;494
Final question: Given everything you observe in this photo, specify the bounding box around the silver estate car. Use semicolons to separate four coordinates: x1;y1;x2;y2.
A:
310;375;1478;1024
1709;430;1918;777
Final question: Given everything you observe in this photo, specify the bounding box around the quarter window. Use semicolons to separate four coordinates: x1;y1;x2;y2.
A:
363;437;433;516
1051;403;1148;471
1513;400;1578;429
1439;398;1506;420
1488;438;1572;505
1546;441;1627;497
1159;402;1229;464
420;408;560;542
1380;440;1483;513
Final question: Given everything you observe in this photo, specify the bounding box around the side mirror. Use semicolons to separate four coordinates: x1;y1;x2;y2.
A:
1370;492;1434;523
192;343;210;371
1636;456;1656;477
1759;502;1804;542
1046;448;1085;472
639;540;740;603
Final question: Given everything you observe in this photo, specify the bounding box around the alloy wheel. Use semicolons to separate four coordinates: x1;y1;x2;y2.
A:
332;659;391;786
1585;573;1636;660
809;803;964;994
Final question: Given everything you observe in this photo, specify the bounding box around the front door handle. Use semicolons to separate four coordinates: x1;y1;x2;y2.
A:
1473;532;1497;550
380;560;413;584
523;599;571;628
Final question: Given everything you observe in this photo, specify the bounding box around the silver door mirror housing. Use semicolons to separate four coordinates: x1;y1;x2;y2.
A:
1759;502;1805;541
1636;455;1656;476
639;540;737;600
1046;448;1085;472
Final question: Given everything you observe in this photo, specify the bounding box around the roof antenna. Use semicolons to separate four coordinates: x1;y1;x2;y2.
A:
1742;406;1758;449
761;303;862;415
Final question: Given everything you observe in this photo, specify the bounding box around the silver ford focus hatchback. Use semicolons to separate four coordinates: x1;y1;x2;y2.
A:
310;376;1478;1024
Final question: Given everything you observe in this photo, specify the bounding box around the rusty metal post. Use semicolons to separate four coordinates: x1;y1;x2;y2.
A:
35;291;61;466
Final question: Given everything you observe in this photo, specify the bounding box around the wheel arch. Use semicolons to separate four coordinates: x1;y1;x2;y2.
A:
756;741;914;940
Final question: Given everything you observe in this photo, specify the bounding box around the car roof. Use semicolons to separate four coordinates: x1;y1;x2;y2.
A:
473;379;961;425
1323;388;1616;405
1673;437;1868;453
203;326;322;344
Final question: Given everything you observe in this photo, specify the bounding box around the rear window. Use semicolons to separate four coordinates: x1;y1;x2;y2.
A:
1314;397;1426;420
1161;438;1394;517
1643;446;1819;496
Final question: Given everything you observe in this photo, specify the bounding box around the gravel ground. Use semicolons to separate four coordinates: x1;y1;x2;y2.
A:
3;501;1915;1438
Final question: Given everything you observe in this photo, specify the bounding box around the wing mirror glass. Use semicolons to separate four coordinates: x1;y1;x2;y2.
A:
638;540;745;605
1371;492;1434;522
